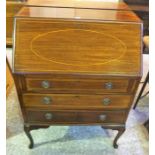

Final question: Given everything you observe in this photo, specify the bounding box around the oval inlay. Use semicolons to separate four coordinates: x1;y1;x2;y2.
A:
31;29;126;66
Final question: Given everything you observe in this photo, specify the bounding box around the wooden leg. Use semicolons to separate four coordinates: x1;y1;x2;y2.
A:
101;126;125;149
24;124;50;149
113;128;125;149
24;125;34;149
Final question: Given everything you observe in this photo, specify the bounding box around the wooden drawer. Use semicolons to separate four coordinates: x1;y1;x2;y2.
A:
25;77;136;94
25;109;127;124
23;93;132;110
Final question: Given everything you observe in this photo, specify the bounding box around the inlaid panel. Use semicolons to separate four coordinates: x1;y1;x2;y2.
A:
31;29;126;66
14;18;142;75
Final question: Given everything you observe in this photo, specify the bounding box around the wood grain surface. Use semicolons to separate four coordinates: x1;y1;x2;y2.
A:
22;93;133;109
25;76;135;94
14;17;142;75
25;109;127;124
6;1;24;45
26;0;130;10
16;6;140;22
6;60;14;96
12;2;142;148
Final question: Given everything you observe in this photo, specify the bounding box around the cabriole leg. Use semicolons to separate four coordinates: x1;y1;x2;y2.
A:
101;126;125;149
113;127;125;149
24;124;34;149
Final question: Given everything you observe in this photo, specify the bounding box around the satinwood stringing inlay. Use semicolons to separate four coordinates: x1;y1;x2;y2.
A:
31;29;127;66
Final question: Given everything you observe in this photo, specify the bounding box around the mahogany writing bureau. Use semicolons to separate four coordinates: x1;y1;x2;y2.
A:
13;2;142;149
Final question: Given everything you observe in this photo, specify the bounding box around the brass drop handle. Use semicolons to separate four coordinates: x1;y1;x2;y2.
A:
42;96;52;104
105;82;113;89
41;80;50;88
102;98;111;106
44;113;53;120
99;114;107;121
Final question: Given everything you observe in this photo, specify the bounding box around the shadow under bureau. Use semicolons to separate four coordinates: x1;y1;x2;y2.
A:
12;3;142;149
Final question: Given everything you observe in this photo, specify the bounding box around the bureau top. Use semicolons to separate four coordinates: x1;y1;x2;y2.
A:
26;0;130;11
14;2;142;76
16;6;141;23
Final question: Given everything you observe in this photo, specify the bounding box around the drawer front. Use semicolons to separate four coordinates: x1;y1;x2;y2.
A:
23;93;132;109
25;77;134;93
25;110;127;124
